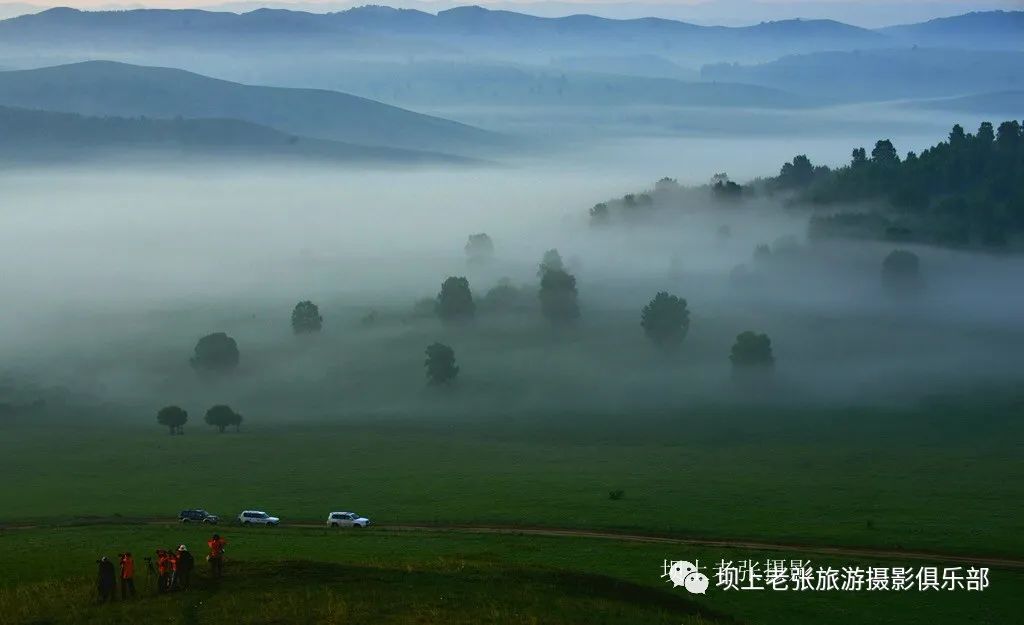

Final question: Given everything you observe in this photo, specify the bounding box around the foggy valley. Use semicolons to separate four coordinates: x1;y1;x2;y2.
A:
0;3;1022;625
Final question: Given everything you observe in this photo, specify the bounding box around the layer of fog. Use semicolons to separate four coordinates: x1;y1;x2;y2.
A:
2;135;1022;421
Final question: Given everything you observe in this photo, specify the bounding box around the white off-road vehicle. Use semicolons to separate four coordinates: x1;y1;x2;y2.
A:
326;511;371;528
238;510;280;526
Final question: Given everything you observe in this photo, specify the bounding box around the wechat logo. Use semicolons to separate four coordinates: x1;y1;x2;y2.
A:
662;560;710;595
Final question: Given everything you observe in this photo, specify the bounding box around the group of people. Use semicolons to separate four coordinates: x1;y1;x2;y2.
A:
96;533;228;602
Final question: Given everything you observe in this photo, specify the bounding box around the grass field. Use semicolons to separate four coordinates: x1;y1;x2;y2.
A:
3;409;1022;557
0;525;1020;625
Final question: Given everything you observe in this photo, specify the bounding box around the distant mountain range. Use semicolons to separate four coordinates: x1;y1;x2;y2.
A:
0;7;1019;64
0;5;995;65
0;61;502;155
0;105;478;165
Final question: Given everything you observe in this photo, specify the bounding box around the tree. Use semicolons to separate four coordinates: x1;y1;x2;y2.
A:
537;249;564;277
882;249;924;295
204;404;242;433
291;300;323;334
641;292;690;350
156;405;188;435
730;331;774;368
481;278;530;314
589;203;609;226
424;343;459;386
190;332;239;372
871;139;899;168
778;154;815;188
465;233;494;264
436;276;475;323
539;268;580;324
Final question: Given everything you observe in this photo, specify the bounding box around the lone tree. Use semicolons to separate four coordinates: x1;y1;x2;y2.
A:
537;249;564;277
437;276;475;323
156;405;188;435
730;331;775;368
190;332;239;372
465;233;494;264
539;268;580;324
425;343;459;386
641;292;690;350
882;249;924;295
291;300;323;334
205;404;243;433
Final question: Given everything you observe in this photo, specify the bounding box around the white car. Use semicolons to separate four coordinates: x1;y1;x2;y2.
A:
238;510;280;526
326;511;371;528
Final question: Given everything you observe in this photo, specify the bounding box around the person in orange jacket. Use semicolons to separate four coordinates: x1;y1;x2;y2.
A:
166;547;179;591
207;534;227;578
118;552;135;599
155;549;170;593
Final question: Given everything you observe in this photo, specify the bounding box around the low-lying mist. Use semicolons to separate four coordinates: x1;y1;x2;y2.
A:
2;140;1022;426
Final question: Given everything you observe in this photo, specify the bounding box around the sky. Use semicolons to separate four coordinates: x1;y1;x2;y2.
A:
0;0;1016;26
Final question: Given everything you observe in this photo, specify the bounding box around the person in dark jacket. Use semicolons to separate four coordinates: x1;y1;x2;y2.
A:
96;556;116;603
176;545;195;590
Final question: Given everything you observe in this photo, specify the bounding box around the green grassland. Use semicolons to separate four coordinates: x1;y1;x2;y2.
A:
0;526;1020;625
2;410;1022;557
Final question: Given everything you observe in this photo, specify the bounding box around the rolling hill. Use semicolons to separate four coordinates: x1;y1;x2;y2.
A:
0;6;889;62
0;61;501;156
0;105;477;165
701;47;1024;102
880;10;1024;50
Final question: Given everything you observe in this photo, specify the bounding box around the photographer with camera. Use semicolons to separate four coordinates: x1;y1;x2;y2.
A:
96;556;116;603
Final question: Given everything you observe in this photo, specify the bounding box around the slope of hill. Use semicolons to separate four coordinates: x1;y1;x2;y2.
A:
0;61;501;155
880;10;1024;49
0;6;889;62
701;48;1024;102
906;90;1024;115
0;105;477;165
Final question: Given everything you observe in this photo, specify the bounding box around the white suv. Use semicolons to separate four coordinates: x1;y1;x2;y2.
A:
238;510;280;526
327;511;371;528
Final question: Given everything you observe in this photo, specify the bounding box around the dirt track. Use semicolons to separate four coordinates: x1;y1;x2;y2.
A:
5;518;1022;570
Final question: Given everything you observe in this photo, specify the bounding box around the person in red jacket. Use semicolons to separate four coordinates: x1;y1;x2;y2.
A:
207;534;227;578
118;553;135;599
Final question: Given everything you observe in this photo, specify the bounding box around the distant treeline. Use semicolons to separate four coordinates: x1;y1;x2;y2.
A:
783;120;1024;247
592;119;1024;250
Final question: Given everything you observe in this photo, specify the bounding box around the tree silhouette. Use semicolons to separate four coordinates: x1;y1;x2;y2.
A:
882;249;924;295
539;268;580;324
537;249;564;277
156;405;188;435
291;300;323;334
730;332;774;368
437;276;475;323
190;333;239;372
204;404;242;434
424;343;459;386
641;292;690;350
465;233;494;264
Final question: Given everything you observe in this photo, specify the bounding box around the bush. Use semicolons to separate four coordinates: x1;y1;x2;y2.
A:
190;333;239;372
156;405;188;435
424;343;459;386
291;300;323;334
640;292;690;350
